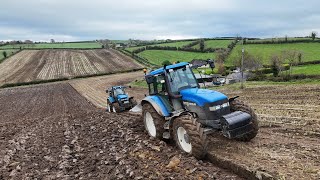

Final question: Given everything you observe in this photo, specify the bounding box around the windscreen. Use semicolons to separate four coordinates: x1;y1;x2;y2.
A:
168;66;198;93
114;88;125;96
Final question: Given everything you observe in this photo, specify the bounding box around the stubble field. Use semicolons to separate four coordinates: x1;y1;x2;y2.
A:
0;49;142;86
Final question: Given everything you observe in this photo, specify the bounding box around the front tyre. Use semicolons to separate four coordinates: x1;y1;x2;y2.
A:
142;103;165;139
129;98;137;107
173;115;208;159
113;103;121;113
230;99;259;141
106;100;112;112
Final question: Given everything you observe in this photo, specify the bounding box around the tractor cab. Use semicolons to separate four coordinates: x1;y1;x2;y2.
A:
109;86;127;100
145;63;198;113
144;62;229;118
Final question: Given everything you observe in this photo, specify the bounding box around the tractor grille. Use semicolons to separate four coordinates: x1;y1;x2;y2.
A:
203;99;230;120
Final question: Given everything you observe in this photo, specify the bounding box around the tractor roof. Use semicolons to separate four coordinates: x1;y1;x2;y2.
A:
149;62;189;76
110;86;125;90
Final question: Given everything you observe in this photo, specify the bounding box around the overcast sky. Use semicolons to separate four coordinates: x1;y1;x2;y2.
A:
0;0;320;41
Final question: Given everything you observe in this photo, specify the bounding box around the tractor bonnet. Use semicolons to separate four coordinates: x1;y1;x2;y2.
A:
180;88;228;107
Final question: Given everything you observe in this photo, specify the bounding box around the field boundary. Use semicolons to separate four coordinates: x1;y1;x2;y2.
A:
118;49;158;67
0;49;22;63
245;39;320;45
0;68;143;89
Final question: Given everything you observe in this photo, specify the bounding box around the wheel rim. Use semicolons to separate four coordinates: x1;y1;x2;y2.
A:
112;106;116;112
145;112;156;137
177;127;192;153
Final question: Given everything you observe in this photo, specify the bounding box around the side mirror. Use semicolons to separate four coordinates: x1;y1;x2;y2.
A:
145;75;155;84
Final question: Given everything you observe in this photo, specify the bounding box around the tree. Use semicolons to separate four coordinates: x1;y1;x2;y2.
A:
243;38;247;45
297;52;303;64
51;39;55;43
162;60;171;66
270;53;285;77
311;31;317;40
215;49;228;63
217;63;226;75
233;50;262;71
199;39;205;52
2;51;7;58
282;50;302;75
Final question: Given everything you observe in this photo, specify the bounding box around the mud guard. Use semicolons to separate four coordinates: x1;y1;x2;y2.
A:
108;96;116;103
140;96;171;117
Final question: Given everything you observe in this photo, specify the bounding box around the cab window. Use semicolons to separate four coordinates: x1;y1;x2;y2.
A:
149;75;166;95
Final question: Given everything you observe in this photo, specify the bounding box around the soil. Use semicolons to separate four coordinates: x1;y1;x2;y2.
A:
70;71;147;108
70;72;320;179
0;83;240;179
207;84;320;179
0;49;142;86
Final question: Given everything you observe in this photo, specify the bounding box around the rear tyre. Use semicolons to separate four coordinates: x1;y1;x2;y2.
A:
142;103;165;139
173;115;208;159
230;99;259;141
113;103;121;113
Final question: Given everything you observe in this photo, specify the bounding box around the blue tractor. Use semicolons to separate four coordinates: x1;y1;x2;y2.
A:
106;86;137;112
140;62;258;159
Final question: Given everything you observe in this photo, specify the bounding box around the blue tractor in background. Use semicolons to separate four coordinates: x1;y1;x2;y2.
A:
106;86;137;112
140;62;258;159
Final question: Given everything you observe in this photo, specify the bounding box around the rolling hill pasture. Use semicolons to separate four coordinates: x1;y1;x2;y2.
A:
192;39;233;49
226;42;320;65
138;50;215;65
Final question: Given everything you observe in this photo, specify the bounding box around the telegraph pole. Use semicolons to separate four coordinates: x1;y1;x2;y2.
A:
241;38;244;89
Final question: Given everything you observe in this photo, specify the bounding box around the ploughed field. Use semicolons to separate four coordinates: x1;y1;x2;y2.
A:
71;73;320;179
207;84;320;179
70;71;147;108
0;83;239;179
0;49;142;86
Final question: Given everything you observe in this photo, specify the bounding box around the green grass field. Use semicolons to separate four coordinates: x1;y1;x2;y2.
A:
285;64;320;75
226;43;320;66
247;37;312;43
0;49;19;61
126;46;145;52
138;50;215;65
0;42;102;49
152;41;194;48
125;41;194;52
192;40;233;49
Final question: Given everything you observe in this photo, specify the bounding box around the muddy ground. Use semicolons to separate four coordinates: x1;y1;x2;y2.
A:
210;85;320;179
71;73;320;179
70;71;147;108
0;83;240;179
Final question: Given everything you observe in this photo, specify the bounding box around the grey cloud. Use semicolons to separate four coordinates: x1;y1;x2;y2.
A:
0;0;320;41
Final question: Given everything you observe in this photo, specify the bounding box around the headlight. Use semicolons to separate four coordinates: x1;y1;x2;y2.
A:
209;102;229;111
